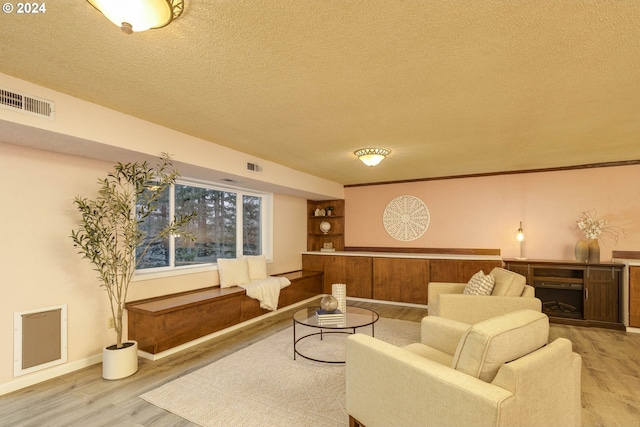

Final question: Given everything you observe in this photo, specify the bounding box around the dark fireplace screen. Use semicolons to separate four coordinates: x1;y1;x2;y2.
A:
534;282;583;320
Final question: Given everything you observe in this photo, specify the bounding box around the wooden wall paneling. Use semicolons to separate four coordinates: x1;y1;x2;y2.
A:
630;266;640;327
301;254;325;273
323;255;373;298
154;294;243;353
373;258;430;304
429;259;502;283
278;271;323;307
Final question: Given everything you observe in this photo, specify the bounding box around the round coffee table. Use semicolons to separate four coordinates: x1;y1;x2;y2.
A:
292;306;379;364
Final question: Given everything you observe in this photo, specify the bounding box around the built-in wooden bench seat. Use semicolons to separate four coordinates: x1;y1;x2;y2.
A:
126;270;323;354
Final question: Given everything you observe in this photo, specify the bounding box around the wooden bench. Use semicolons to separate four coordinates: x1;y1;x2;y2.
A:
126;270;323;354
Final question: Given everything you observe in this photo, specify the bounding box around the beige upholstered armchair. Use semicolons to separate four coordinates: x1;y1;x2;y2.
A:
346;310;582;427
428;267;542;324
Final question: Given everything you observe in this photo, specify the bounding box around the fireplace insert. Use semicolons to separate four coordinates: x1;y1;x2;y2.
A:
534;281;583;320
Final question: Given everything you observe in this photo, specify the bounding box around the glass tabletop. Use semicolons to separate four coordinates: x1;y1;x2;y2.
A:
293;305;379;329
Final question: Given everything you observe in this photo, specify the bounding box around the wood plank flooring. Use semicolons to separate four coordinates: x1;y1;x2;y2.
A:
0;299;639;427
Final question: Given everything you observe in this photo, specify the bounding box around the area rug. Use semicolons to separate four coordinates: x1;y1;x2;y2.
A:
140;317;420;427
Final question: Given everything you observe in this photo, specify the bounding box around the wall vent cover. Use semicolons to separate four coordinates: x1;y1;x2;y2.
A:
246;162;263;174
0;87;55;120
14;305;68;377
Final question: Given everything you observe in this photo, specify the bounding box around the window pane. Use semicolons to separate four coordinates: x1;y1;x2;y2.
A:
175;185;237;265
136;187;170;269
243;195;262;255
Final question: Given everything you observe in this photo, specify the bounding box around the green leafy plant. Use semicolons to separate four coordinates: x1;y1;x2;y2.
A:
71;154;196;348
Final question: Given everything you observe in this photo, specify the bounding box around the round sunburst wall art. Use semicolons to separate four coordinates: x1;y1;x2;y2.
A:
383;195;431;241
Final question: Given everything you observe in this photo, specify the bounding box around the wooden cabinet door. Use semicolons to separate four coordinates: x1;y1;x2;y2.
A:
301;254;325;273
430;259;502;283
373;258;430;304
584;268;620;323
630;266;640;327
323;255;372;298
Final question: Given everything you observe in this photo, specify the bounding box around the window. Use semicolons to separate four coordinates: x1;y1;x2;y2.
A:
136;180;271;273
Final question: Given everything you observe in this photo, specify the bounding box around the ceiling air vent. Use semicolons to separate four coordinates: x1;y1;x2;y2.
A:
0;88;55;120
246;162;263;174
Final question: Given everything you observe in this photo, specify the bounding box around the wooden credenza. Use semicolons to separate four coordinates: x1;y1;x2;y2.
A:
302;251;503;305
504;258;624;330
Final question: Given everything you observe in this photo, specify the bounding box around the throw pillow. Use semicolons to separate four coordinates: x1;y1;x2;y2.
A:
463;271;495;296
246;255;268;281
217;258;250;288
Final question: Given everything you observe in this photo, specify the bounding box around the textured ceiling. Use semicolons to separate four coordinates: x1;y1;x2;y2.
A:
1;1;639;185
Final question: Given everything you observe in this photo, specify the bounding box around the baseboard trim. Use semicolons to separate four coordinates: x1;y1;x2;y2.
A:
0;353;102;397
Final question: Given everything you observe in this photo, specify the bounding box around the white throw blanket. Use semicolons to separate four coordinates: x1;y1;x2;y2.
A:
239;276;291;311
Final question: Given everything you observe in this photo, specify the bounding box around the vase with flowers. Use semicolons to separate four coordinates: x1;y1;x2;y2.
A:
575;210;624;263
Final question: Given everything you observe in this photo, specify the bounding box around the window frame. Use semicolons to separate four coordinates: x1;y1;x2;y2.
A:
133;177;273;279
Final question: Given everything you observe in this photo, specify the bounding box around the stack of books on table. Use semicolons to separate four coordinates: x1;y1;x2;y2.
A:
315;309;345;326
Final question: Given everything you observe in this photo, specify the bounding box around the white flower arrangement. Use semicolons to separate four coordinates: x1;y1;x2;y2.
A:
576;210;624;243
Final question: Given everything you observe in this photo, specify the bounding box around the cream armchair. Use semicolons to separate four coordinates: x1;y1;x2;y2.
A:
346;310;582;427
428;267;542;324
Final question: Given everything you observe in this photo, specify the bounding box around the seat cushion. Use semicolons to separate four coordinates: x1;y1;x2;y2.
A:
490;267;526;296
451;309;549;382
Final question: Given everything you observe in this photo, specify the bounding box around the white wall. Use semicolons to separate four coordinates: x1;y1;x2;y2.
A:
0;141;308;394
0;73;341;393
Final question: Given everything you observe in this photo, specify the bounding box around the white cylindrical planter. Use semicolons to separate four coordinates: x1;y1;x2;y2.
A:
102;341;138;380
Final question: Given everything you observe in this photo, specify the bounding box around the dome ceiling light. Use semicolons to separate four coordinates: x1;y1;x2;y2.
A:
354;148;391;167
87;0;185;34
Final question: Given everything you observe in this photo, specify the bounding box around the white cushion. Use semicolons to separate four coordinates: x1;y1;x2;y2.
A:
463;270;495;295
246;255;268;281
217;258;250;288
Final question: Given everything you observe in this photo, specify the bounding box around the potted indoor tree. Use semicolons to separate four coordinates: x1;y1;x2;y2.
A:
71;154;195;379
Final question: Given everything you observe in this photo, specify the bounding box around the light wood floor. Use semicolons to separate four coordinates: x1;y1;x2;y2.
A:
1;299;639;427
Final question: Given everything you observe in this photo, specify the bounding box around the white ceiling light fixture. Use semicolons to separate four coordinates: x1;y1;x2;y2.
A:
87;0;185;34
354;148;391;167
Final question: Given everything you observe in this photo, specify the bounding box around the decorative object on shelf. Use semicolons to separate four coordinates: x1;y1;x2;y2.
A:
325;206;334;216
354;147;391;166
515;221;526;260
314;208;321;216
319;221;331;234
87;0;185;34
574;240;589;263
588;239;601;263
575;210;626;263
332;283;347;314
383;195;430;241
321;242;335;252
320;294;339;312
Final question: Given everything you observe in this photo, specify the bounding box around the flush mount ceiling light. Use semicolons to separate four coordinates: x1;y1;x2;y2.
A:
354;148;391;167
87;0;185;34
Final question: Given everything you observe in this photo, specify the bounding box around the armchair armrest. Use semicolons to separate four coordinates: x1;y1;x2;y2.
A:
427;282;466;315
346;334;513;427
436;294;542;324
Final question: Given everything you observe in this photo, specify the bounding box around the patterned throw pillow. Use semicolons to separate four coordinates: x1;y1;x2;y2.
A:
246;255;268;281
217;258;251;288
463;270;496;295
